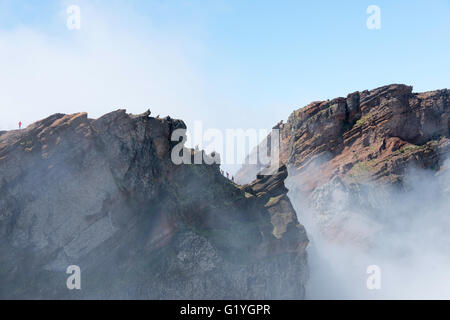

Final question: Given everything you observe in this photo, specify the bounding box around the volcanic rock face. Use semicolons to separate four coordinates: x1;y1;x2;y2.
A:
237;84;450;188
236;84;449;244
0;110;308;299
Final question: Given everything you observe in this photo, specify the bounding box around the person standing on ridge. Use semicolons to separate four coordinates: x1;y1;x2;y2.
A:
18;121;22;129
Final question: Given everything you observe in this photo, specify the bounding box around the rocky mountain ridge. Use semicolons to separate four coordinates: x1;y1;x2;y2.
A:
236;84;449;245
237;84;449;189
0;110;308;299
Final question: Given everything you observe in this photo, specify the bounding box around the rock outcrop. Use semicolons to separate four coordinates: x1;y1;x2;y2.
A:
237;84;450;189
236;84;449;244
0;110;308;299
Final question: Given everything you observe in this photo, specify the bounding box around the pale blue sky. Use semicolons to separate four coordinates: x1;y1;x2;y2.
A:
0;0;449;171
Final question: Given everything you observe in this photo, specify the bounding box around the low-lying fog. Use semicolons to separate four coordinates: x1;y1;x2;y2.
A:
287;158;450;299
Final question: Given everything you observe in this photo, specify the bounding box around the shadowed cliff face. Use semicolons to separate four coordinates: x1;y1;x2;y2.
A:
0;110;308;299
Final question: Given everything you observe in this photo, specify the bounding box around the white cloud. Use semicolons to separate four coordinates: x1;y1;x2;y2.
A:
0;1;209;131
0;1;287;174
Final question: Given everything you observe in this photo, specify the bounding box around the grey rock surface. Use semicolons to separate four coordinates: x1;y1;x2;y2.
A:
0;110;308;299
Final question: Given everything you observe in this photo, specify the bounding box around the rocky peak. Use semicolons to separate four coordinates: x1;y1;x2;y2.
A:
236;84;450;189
235;84;449;249
0;109;308;299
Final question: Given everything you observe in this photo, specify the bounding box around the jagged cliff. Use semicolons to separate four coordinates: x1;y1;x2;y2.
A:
237;84;450;188
236;84;450;244
0;110;308;299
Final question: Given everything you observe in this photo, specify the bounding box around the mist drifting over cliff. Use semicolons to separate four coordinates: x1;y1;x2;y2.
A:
0;110;310;299
233;83;450;299
287;157;450;299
